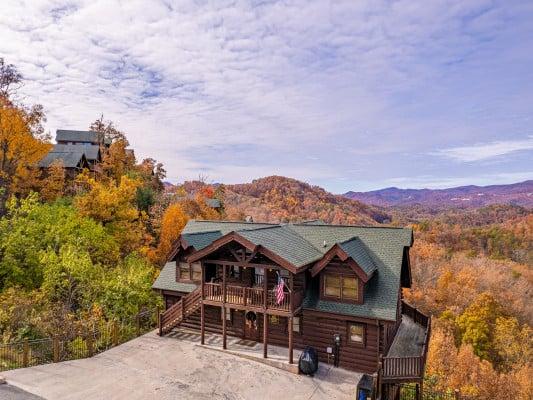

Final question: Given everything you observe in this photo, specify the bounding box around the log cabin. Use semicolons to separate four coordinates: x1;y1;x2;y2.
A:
153;220;430;395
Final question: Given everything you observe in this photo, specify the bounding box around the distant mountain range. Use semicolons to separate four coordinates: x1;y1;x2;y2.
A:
344;180;533;208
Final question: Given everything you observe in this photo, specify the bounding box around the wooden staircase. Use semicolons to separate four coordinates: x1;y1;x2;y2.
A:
159;287;202;335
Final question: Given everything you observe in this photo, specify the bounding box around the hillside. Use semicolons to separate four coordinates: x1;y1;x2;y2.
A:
222;176;390;225
344;180;533;208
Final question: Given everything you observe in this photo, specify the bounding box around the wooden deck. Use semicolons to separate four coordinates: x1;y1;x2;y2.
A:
381;302;431;383
386;315;426;358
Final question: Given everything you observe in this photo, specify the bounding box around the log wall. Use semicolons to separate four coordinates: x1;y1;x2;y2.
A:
180;304;380;374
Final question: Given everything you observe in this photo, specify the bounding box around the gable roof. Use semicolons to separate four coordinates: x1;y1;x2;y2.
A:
52;144;100;162
310;237;377;282
179;219;413;321
39;149;88;168
56;129;100;144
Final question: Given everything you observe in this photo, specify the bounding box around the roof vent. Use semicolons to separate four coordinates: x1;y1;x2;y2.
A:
323;240;327;248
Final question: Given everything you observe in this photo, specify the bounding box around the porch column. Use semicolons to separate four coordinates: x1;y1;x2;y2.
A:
263;266;268;358
289;273;294;312
263;312;268;358
201;262;205;345
288;272;294;364
288;317;293;364
222;264;227;350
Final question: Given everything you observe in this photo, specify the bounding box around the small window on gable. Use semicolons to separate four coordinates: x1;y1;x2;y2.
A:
178;262;190;280
342;277;358;300
323;273;359;302
324;274;341;297
348;324;364;344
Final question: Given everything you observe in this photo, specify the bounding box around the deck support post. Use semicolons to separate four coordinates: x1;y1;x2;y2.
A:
288;317;294;364
263;266;268;358
201;262;205;345
263;312;268;358
222;264;227;350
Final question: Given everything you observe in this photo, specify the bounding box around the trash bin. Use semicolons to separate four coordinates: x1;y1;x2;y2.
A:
298;346;319;376
357;374;374;400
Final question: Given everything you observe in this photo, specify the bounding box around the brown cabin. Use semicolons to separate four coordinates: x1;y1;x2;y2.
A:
153;220;430;394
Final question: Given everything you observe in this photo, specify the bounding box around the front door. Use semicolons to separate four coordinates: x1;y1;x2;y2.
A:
244;311;259;341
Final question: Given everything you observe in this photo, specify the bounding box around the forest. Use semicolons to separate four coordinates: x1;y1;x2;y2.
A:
0;58;531;399
0;58;222;351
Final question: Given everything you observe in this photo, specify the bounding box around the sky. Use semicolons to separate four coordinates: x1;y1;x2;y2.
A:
1;0;533;193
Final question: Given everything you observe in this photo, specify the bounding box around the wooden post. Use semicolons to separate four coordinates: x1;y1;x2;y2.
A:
201;262;205;345
22;339;29;367
136;313;141;337
289;272;294;312
86;334;94;357
454;389;460;400
112;321;119;346
263;312;268;358
158;307;163;336
222;264;227;350
288;317;294;364
53;337;59;362
263;267;268;309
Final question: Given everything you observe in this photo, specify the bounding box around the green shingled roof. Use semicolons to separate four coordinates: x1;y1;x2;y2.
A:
152;262;198;293
176;220;413;321
337;237;377;276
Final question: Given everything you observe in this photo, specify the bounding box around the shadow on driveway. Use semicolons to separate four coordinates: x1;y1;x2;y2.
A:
0;385;44;400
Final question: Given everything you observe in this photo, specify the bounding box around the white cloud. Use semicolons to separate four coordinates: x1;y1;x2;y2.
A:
0;0;532;190
433;136;533;162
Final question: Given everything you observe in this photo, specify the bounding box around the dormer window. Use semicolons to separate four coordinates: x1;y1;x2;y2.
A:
323;274;359;302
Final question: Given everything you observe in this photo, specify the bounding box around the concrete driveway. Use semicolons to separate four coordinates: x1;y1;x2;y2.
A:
3;331;361;400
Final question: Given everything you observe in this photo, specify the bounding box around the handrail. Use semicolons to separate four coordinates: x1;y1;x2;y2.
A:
202;283;302;313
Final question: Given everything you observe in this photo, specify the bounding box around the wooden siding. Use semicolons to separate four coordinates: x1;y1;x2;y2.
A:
180;304;380;374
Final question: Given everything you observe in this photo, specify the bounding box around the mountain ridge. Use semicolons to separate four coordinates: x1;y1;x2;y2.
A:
344;180;533;208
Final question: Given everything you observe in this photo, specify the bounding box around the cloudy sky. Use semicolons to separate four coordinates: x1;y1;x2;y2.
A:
1;0;532;192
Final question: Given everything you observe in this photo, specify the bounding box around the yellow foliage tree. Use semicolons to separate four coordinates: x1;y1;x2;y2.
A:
150;203;189;265
0;104;50;213
74;173;149;255
100;139;135;183
40;159;66;202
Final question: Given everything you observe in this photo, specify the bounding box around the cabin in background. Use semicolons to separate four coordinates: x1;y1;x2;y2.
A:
153;220;431;397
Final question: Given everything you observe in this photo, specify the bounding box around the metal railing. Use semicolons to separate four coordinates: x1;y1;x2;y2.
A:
0;308;157;372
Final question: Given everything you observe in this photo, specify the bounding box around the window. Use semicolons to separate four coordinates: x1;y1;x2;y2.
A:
178;262;190;280
324;275;341;297
191;262;202;281
323;274;359;301
342;277;358;300
292;317;301;333
348;324;364;344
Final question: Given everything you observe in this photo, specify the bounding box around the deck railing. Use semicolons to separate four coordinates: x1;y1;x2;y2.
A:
203;283;302;313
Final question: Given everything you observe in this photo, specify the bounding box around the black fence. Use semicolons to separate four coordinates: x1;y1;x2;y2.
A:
399;384;473;400
0;308;157;372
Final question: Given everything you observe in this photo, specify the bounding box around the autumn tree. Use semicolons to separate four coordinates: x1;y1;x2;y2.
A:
74;172;150;256
90;115;127;144
40;159;66;202
0;58;50;215
100;139;136;183
150;203;188;265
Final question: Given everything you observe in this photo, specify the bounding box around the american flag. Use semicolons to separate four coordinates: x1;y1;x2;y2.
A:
275;274;285;305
